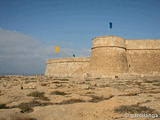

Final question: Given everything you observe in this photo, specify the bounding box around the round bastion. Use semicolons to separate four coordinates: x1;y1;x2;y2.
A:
89;36;128;77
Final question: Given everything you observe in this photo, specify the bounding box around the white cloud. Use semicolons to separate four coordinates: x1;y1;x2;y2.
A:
0;29;90;75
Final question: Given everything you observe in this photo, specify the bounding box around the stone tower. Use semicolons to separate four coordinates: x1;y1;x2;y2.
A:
89;36;128;77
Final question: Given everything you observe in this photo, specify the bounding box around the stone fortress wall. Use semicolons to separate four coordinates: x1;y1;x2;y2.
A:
45;36;160;77
126;39;160;74
45;57;90;77
89;36;128;77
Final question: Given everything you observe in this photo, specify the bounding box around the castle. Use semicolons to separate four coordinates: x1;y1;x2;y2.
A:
45;36;160;78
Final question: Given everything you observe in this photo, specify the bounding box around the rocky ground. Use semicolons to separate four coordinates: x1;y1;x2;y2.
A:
0;75;160;120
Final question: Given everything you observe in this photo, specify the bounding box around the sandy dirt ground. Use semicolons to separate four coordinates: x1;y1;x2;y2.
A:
0;75;160;120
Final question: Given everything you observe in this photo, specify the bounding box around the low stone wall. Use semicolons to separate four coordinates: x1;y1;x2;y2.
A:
45;57;90;77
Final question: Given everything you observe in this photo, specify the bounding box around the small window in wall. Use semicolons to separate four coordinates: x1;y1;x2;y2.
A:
129;64;131;68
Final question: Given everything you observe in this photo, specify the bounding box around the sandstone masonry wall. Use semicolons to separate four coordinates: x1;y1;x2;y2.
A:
89;36;128;77
126;40;160;74
45;36;160;77
45;57;89;77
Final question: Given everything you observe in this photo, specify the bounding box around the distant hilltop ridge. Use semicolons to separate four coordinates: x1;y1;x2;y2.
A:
45;36;160;78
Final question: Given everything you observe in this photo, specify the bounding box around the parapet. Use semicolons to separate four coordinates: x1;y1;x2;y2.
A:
126;39;160;49
46;57;90;64
92;36;126;49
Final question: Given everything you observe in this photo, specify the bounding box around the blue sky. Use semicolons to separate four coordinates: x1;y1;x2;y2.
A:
0;0;160;75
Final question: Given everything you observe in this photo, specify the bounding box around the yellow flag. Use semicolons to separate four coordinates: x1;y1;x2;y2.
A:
56;46;59;53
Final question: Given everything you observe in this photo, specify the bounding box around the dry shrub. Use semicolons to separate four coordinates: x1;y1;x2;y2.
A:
88;95;113;103
0;114;37;120
50;91;68;96
40;83;48;86
57;99;85;105
17;101;52;113
18;103;33;113
144;79;160;83
153;83;160;86
85;91;95;94
27;91;50;101
0;104;8;109
11;117;36;120
119;93;139;96
99;84;110;88
53;78;69;81
147;90;160;94
37;96;50;101
10;115;37;120
27;91;44;98
114;105;157;114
